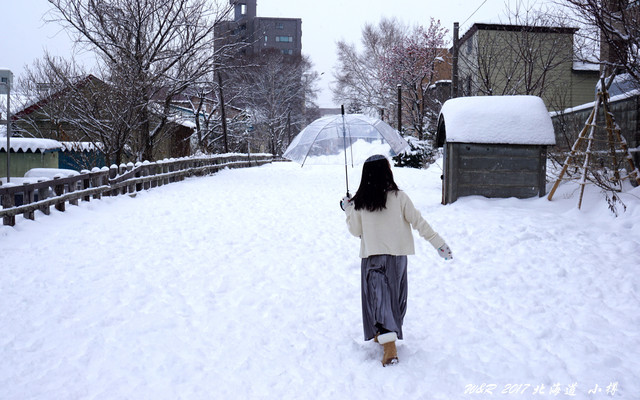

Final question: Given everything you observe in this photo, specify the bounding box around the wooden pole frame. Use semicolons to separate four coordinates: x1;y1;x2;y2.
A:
548;73;640;208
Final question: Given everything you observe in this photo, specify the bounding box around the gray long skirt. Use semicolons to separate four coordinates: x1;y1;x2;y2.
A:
361;254;408;341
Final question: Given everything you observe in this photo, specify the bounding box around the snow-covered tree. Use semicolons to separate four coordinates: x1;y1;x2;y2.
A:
332;18;407;123
380;19;449;140
562;0;640;86
47;0;235;161
232;51;319;156
15;54;136;166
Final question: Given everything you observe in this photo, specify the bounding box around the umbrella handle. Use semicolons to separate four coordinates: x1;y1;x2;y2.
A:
341;105;350;197
344;163;350;197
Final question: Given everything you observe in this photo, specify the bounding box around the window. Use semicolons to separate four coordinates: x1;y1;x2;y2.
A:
276;23;284;30
1;78;7;84
240;4;246;15
275;36;293;43
281;49;293;55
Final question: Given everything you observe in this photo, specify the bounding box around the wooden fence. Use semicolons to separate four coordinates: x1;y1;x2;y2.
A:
0;153;272;227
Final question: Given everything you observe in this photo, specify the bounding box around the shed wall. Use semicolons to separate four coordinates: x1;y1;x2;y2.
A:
59;151;106;171
444;143;547;204
0;151;59;177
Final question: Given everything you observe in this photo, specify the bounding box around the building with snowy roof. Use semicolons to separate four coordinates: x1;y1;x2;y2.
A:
11;75;197;164
436;95;556;204
0;137;62;178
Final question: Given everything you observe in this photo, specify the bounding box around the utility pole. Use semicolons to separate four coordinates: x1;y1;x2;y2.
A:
452;22;459;99
217;71;229;153
397;84;402;134
0;69;13;183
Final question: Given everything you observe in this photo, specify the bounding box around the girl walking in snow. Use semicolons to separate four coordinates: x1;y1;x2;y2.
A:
341;154;453;366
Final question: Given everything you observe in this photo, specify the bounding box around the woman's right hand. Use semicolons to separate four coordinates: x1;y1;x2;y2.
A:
340;195;353;211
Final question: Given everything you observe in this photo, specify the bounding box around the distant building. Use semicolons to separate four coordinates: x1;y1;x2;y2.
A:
217;0;302;57
456;23;599;112
0;138;62;177
12;75;193;166
317;108;341;117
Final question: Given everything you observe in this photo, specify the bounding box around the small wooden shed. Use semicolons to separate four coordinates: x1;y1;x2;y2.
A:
436;95;556;204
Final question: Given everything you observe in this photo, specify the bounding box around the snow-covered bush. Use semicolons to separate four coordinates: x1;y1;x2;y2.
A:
393;136;436;168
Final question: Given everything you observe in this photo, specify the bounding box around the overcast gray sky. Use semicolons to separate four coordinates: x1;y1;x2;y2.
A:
1;0;561;107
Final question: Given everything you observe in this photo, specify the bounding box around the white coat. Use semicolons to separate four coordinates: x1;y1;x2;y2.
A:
346;190;445;258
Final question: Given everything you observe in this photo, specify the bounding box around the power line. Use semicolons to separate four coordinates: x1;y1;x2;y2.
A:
462;0;489;26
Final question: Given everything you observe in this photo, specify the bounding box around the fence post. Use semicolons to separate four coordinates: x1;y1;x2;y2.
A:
92;169;103;200
126;162;135;194
37;180;51;216
145;163;152;190
82;170;91;202
69;178;79;206
169;161;175;184
135;162;143;192
23;182;35;220
163;162;169;186
2;190;15;226
119;164;128;195
54;176;65;212
109;165;118;196
182;159;189;180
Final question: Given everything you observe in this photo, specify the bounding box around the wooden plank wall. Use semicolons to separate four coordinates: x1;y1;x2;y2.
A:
445;143;547;204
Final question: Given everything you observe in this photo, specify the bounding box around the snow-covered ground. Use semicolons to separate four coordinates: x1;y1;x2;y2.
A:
1;160;639;399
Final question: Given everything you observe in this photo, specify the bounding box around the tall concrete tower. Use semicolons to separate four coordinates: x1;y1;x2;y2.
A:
231;0;257;22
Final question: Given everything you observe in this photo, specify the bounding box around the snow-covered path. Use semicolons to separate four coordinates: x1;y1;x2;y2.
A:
1;161;639;399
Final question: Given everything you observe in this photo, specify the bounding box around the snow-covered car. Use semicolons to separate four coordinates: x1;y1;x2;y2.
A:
24;168;81;180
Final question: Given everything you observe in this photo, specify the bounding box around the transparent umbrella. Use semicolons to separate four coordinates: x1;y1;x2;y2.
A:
283;110;409;196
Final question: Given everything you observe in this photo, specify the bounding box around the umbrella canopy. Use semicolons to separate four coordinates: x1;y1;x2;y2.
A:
283;113;409;166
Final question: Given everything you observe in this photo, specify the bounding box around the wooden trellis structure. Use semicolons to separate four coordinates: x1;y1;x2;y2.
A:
548;74;640;208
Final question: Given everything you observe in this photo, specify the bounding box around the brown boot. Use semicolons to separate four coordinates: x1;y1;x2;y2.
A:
377;332;399;366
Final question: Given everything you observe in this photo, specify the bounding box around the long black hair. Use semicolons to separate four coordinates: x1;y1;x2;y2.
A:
352;155;399;212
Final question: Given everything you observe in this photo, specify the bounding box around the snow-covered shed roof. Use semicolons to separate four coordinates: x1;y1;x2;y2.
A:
60;141;104;152
438;95;556;145
0;137;63;153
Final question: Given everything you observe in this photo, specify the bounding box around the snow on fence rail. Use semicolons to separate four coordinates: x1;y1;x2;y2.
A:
0;153;273;227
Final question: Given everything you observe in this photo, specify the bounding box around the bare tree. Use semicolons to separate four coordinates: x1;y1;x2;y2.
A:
332;17;407;122
182;71;252;155
14;53;136;166
233;50;319;156
47;0;235;161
